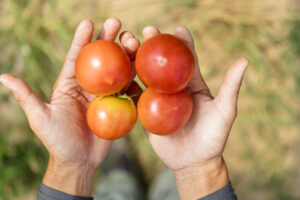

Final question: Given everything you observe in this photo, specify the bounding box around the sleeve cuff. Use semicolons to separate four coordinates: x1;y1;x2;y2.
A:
37;183;93;200
198;182;237;200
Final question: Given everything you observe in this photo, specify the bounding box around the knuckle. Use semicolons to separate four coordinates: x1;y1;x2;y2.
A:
16;88;33;104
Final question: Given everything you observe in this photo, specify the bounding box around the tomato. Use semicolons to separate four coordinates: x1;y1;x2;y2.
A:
76;40;131;95
87;96;137;140
137;88;193;135
135;34;194;94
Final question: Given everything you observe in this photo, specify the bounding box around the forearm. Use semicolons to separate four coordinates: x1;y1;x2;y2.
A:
42;157;95;197
174;157;229;200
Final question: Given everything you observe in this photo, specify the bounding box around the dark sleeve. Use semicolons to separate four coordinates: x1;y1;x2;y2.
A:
37;183;93;200
198;183;237;200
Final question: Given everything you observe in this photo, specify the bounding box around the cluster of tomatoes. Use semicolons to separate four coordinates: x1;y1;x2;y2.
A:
75;34;194;140
136;34;194;135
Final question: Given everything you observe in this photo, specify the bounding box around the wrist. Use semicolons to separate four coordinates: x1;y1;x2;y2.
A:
174;157;229;200
42;157;96;197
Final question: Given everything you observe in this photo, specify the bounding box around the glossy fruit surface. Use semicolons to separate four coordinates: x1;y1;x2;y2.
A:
135;34;194;94
76;40;131;95
87;96;137;140
137;88;193;135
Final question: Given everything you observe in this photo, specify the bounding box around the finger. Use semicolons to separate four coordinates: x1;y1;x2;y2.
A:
119;31;140;59
142;25;160;40
92;133;113;162
54;19;94;90
215;58;248;115
119;31;134;44
174;26;211;96
121;60;137;92
119;31;140;90
174;26;195;50
97;17;121;41
0;74;49;133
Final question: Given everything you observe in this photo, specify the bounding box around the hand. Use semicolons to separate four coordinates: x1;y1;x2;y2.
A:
141;26;248;199
0;18;139;197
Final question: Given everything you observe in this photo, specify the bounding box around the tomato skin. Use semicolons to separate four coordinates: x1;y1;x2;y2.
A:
76;40;131;95
137;88;193;135
135;34;194;94
87;96;137;140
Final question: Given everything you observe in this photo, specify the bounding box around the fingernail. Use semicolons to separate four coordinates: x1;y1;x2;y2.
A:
175;26;185;32
0;75;11;90
124;37;136;46
120;31;135;43
239;58;249;66
143;26;158;34
235;58;248;73
105;17;121;28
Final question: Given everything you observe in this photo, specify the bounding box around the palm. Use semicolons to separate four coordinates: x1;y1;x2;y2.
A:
0;18;140;169
148;94;233;171
38;78;110;168
142;26;248;171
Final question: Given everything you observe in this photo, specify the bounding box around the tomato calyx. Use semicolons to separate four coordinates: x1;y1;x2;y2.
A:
113;92;134;104
128;93;141;98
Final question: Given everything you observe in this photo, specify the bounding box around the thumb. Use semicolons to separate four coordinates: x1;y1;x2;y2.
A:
215;58;248;118
0;74;49;133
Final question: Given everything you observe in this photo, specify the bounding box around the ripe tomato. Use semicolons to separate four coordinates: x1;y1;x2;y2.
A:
87;96;137;140
137;88;193;135
76;40;131;95
135;34;194;94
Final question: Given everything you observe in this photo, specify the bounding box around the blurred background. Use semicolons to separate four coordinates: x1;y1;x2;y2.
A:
0;0;300;199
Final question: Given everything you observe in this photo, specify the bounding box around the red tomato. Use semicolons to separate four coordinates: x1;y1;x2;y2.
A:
87;96;137;140
137;88;193;135
135;34;194;94
76;40;131;95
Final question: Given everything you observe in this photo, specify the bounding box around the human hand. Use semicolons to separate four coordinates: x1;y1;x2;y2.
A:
0;18;139;197
141;26;248;199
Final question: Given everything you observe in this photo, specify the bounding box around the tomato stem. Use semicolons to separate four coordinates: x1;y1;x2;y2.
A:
129;93;140;98
116;94;134;104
